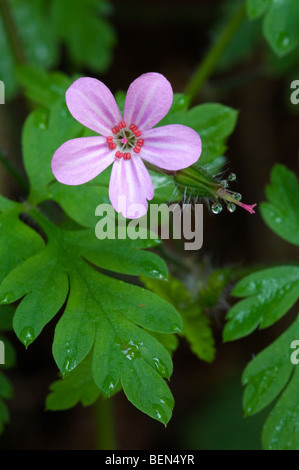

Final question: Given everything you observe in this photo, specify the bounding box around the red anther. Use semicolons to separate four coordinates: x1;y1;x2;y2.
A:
129;124;137;131
109;143;116;150
133;145;141;153
112;126;120;134
106;136;113;143
124;153;131;160
115;151;123;159
137;139;144;146
118;121;126;129
134;130;141;137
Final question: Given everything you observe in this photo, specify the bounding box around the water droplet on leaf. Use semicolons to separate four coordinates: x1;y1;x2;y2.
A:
0;292;15;304
20;326;35;348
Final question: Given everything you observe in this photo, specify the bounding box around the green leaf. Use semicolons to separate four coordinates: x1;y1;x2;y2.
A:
247;0;270;19
241;316;299;450
160;102;238;172
260;164;299;246
242;315;299;416
0;212;181;424
46;356;101;410
224;266;299;341
247;0;299;56
0;0;58;99
263;0;299;56
141;275;215;363
15;65;72;108
51;0;115;73
0;197;44;284
22;100;82;200
121;358;174;425
262;365;299;450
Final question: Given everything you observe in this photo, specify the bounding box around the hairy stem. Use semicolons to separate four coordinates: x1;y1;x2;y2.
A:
185;2;247;103
0;0;26;64
94;396;117;450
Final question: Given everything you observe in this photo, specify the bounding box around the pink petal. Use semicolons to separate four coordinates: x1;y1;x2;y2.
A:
109;157;154;219
51;137;115;185
123;73;173;132
141;124;202;170
66;77;123;136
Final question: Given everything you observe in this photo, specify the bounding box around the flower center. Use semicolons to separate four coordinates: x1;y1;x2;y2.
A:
106;121;144;160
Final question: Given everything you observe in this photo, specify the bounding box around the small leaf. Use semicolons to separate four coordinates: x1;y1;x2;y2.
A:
260;164;299;246
262;365;299;450
224;266;299;341
247;0;270;19
46;356;101;410
242;315;299;416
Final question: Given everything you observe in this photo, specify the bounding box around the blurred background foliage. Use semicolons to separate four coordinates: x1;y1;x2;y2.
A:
0;0;299;450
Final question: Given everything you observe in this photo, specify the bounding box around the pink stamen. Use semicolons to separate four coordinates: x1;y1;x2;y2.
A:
129;124;137;131
118;121;126;129
137;139;144;146
240;203;257;214
106;136;113;143
134;130;141;137
109;143;116;150
115;151;123;159
112;126;120;134
124;153;131;160
122;137;128;145
133;145;141;153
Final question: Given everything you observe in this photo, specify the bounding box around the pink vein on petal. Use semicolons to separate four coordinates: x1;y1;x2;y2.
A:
66;77;123;136
123;73;173;132
51;136;115;185
109;156;154;219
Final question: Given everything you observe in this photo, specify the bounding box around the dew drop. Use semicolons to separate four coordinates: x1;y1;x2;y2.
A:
228;172;237;182
62;356;77;373
152;404;168;424
102;376;117;396
20;326;35;348
0;291;15;304
221;179;229;189
227;203;236;213
211;203;223;214
232;192;242;201
171;324;182;333
277;32;290;52
153;357;168;377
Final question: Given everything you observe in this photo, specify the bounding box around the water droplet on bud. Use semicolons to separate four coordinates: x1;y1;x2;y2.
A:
227;203;236;213
228;172;236;182
232;192;242;201
211;203;223;214
221;180;229;189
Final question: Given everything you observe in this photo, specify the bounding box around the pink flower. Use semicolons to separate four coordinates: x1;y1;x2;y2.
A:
51;72;202;218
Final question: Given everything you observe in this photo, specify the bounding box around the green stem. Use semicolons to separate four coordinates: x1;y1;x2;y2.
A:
94;396;117;450
0;0;26;64
0;151;29;192
185;2;247;103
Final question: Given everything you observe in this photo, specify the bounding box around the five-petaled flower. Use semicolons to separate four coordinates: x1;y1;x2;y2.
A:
51;72;202;218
